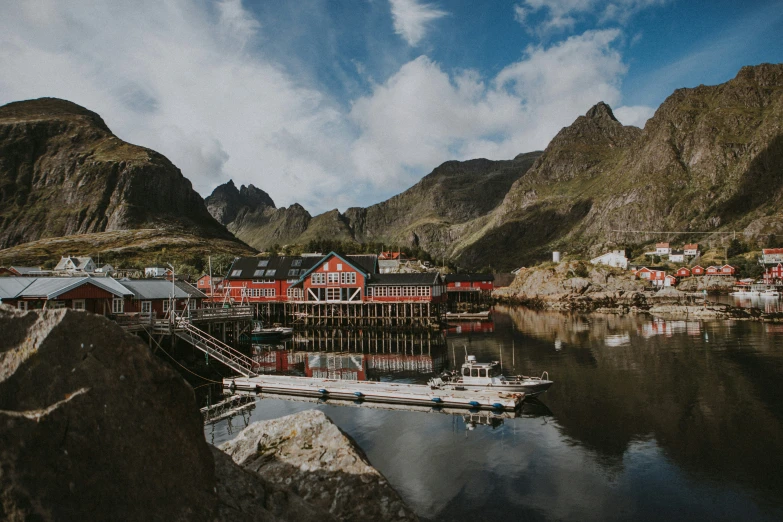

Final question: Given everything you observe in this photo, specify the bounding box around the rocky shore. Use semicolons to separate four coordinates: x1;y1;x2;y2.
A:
494;261;783;321
0;306;417;521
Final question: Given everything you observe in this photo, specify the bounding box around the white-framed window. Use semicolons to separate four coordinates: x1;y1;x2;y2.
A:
455;281;461;287
72;299;86;311
163;300;171;313
337;263;343;271
327;272;339;284
17;301;28;311
112;298;124;314
326;288;341;301
231;269;242;277
264;288;276;297
141;301;152;315
324;262;329;271
311;273;325;285
287;287;303;299
417;286;430;296
188;300;196;310
340;272;356;284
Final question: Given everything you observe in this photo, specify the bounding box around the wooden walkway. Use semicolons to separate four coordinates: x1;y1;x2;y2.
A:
225;374;524;411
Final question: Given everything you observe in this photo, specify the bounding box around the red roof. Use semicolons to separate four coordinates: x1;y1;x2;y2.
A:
763;248;783;255
656;242;670;248
683;243;698;250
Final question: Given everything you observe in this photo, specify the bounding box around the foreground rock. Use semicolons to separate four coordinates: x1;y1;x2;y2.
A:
220;409;419;522
1;306;412;521
0;306;216;521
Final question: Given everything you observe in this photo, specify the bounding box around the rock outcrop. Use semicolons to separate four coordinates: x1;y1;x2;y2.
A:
205;179;276;226
0;306;415;521
220;409;419;522
0;98;236;249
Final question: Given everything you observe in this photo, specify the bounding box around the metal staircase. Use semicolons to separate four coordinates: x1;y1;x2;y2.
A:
174;320;257;377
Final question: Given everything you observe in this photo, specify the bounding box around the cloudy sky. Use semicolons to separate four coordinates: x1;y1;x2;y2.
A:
2;1;782;214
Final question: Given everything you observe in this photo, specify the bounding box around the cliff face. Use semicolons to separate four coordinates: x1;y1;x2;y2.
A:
204;179;276;226
0;98;234;249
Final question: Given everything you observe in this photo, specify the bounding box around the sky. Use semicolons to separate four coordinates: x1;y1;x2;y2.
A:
1;0;782;215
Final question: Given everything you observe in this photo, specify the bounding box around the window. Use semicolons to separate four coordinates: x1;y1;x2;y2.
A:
163;300;170;312
141;301;152;315
188;300;196;310
340;272;356;285
287;287;303;299
337;263;343;271
253;269;265;277
455;282;461;287
326;288;340;301
231;269;242;277
463;368;469;376
311;273;325;285
72;299;86;311
50;301;66;309
287;278;298;283
265;269;276;277
288;269;299;277
291;259;302;267
257;259;269;267
264;288;276;297
479;369;487;377
112;298;124;314
327;272;339;284
471;368;479;377
17;301;28;311
324;262;329;270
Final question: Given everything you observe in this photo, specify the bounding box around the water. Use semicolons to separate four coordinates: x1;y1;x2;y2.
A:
202;306;783;521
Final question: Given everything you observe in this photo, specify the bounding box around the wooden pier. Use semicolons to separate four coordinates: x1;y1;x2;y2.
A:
224;374;524;411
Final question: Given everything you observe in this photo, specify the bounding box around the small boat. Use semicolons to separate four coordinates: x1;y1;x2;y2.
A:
730;290;759;296
760;289;780;298
251;322;293;340
445;311;491;321
430;355;553;397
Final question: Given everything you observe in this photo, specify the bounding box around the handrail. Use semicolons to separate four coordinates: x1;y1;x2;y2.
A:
174;320;256;377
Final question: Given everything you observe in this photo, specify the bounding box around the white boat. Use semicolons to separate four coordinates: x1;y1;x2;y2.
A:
730;290;759;296
430;355;553;397
251;322;293;339
760;289;780;298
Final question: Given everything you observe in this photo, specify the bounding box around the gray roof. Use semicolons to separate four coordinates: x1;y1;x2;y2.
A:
120;279;197;300
366;273;442;286
0;278;35;300
175;281;208;299
10;266;41;275
54;256;94;271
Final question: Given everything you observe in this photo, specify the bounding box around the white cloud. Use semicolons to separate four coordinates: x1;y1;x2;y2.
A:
350;30;629;181
389;0;448;47
516;0;667;34
614;105;655;128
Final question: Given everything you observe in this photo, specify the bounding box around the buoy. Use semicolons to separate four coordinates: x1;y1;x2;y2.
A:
318;388;329;395
431;397;443;403
492;402;504;410
469;401;480;408
353;391;363;398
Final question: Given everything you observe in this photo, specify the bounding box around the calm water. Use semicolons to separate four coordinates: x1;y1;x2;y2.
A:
202;306;783;521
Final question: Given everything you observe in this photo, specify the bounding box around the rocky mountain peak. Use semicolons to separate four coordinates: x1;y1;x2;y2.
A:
239;184;275;209
585;101;618;122
0;97;111;133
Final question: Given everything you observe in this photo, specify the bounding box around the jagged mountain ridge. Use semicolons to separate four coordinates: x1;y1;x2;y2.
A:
0;97;238;250
212;63;783;270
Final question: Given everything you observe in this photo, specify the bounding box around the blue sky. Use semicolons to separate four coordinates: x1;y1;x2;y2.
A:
1;1;782;214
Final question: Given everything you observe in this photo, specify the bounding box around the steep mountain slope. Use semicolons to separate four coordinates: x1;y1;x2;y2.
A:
451;63;783;269
0;98;237;249
204;179;275;226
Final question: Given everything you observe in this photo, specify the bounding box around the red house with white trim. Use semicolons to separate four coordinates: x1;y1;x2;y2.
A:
444;274;494;292
691;265;705;276
676;267;691;277
764;263;783;283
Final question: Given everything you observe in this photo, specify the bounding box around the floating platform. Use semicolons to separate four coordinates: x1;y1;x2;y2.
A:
224;375;524;411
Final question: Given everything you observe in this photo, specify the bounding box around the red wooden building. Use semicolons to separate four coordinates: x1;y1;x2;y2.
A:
763;263;783;284
119;280;206;317
676;267;691;277
706;265;736;276
444;274;495;292
0;277;134;314
691;265;705;276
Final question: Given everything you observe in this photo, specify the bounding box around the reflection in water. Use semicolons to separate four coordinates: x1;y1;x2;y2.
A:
204;310;783;521
716;293;783;313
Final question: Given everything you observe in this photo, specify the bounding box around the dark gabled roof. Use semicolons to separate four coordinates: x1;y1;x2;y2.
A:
175;281;208;298
670;249;684;255
346;254;378;275
225;256;320;281
120;279;194;300
366;272;442;286
444;273;495;283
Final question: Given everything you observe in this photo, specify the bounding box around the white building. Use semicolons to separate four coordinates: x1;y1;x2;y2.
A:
655;242;671;255
145;266;171;278
669;250;685;263
683;243;699;257
590;250;628;270
54;256;96;273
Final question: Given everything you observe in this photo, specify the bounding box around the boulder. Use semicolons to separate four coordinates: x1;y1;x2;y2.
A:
0;306;216;521
220;409;419;522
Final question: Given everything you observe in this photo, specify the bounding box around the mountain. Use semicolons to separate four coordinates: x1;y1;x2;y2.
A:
0;98;254;263
213;63;783;270
205;179;275;226
212;152;542;254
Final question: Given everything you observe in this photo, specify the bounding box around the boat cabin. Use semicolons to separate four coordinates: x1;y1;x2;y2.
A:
460;356;502;382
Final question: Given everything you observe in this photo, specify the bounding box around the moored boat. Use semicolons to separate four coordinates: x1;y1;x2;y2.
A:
430;355;553;397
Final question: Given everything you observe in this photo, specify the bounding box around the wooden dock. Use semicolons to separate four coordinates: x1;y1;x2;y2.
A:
224;375;524;411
